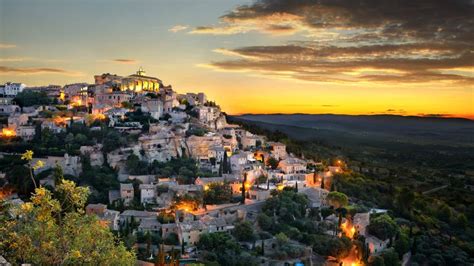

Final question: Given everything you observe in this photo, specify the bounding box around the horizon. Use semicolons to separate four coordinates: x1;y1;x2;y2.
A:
1;0;473;119
231;112;474;121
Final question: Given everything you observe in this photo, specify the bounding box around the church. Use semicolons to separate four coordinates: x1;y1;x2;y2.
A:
94;67;163;93
120;67;163;92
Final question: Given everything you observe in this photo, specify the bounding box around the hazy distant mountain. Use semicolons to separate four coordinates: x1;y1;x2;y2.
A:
231;114;474;148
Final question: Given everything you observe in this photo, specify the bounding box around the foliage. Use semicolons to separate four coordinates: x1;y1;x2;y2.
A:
163;232;180;245
197;232;258;266
327;191;349;209
312;235;352;258
13;90;52;107
394;231;410;258
231;118;474;263
267;156;279;170
204;182;233;205
150;157;198;183
257;213;273;231
126;154;149;175
233;221;256;242
380;248;400;266
367;214;399;240
0;180;135;265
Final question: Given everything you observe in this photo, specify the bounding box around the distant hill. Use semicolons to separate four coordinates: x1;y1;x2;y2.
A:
230;114;474;148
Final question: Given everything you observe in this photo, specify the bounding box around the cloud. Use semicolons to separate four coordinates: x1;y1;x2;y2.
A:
418;113;451;118
190;25;246;35
0;66;83;76
169;25;189;33
0;43;16;49
385;109;407;114
112;59;138;64
195;0;474;84
0;57;31;62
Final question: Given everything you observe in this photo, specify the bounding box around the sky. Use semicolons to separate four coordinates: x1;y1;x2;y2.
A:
0;0;473;118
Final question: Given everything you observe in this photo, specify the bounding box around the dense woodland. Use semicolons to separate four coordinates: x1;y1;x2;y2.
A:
229;116;474;265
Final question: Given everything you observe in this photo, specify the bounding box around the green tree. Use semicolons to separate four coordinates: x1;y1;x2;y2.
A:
368;255;385;266
204;182;233;205
0;180;135;265
368;214;399;240
233;221;256;242
267;157;279;170
381;248;400;266
275;232;289;246
327;191;349;226
257;213;273;231
327;192;348;209
13;90;51;107
394;231;410;258
395;187;415;216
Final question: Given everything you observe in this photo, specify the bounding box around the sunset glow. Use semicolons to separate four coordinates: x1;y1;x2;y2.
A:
0;0;471;119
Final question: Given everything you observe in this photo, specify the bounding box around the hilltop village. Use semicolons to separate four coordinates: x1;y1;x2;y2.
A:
0;69;407;265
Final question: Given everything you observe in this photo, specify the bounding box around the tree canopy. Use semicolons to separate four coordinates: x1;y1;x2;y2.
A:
0;180;135;265
367;214;399;240
327;191;349;209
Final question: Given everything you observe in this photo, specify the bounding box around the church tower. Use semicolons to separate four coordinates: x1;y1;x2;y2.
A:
136;66;146;76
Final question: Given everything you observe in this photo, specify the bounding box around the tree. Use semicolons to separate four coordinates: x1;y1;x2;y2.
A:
267;157;279;170
21;150;43;189
241;173;247;204
395;187;415;216
204;182;232;205
321;175;325;189
327;191;348;208
257;213;272;231
164;232;179;245
121;101;134;109
367;214;399;241
52;164;64;184
13;90;51;107
233;221;256;242
275;232;289;246
0;180;135;265
368;255;385;266
381;248;400;266
394;231;410;258
327;191;349;226
455;213;468;229
222;152;229;174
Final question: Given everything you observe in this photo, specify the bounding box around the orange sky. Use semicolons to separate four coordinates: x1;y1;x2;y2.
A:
0;0;473;119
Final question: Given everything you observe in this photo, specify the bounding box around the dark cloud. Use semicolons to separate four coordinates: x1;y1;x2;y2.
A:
418;113;451;118
0;66;82;76
385;109;407;114
112;59;138;64
197;0;474;84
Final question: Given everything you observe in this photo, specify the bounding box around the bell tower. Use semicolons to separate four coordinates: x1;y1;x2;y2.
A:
137;66;146;76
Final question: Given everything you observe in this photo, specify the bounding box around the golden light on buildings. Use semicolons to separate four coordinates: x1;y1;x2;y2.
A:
1;128;16;137
93;113;106;120
70;96;83;107
53;116;68;125
59;91;65;101
175;201;196;212
244;182;252;189
204;185;209;191
341;220;356;239
277;184;285;191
